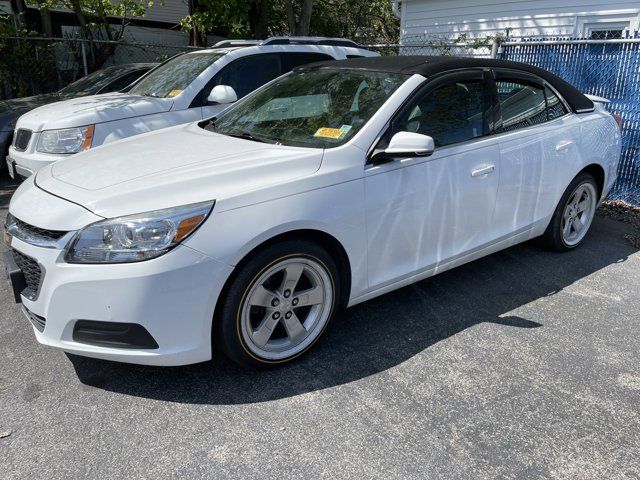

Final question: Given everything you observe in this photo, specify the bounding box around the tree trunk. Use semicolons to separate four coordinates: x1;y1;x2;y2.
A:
39;7;54;37
297;0;313;36
284;0;313;36
249;0;269;39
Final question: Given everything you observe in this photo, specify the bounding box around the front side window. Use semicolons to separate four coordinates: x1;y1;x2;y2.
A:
59;67;128;96
207;68;408;148
395;80;485;147
129;51;224;98
213;54;283;99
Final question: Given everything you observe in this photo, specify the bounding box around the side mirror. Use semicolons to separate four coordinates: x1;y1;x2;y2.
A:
207;85;238;105
384;131;435;158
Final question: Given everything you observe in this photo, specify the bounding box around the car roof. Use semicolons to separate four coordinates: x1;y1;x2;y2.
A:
299;55;594;113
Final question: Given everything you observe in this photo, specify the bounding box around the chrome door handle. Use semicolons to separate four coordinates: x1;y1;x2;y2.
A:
556;141;574;152
471;165;495;177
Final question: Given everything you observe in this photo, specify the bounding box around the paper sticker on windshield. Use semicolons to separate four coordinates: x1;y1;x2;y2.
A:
314;125;352;140
168;89;182;98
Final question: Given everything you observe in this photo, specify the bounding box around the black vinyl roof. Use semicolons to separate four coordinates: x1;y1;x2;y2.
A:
300;56;594;113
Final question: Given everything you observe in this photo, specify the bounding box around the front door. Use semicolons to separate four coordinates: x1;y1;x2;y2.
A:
364;70;501;289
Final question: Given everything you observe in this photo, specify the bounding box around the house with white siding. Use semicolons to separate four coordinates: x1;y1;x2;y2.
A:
394;0;640;41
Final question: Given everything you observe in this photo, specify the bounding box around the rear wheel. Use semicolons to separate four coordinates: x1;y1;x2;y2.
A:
540;173;598;251
215;240;340;368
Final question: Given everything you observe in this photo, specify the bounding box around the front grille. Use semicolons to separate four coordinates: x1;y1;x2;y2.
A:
12;216;67;243
13;129;32;151
23;306;46;332
12;249;42;300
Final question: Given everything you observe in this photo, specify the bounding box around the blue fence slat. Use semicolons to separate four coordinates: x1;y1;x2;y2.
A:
500;40;640;205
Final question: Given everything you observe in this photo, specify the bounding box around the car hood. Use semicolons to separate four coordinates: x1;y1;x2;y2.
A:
0;93;63;130
35;122;324;219
15;93;173;131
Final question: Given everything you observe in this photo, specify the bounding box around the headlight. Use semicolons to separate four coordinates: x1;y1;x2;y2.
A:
65;201;214;264
36;125;94;154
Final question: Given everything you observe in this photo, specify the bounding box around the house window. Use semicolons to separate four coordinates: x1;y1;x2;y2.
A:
577;12;639;39
586;23;628;40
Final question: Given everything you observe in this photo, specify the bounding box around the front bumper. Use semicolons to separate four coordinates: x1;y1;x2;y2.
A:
8;144;66;178
4;236;234;366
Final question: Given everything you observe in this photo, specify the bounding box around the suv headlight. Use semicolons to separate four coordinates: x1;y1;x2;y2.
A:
65;201;214;264
36;125;94;154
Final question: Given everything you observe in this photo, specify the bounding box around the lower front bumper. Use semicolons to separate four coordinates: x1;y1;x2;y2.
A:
8;237;234;366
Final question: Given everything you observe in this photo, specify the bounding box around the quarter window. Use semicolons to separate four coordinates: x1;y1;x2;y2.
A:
396;80;485;147
545;86;568;121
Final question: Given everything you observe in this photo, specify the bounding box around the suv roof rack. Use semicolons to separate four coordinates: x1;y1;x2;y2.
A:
211;40;261;48
211;36;361;49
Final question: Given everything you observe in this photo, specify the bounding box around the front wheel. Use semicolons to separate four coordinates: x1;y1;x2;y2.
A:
215;240;340;368
540;173;599;251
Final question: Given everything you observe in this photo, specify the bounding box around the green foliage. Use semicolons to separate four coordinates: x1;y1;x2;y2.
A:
0;14;60;97
181;0;399;43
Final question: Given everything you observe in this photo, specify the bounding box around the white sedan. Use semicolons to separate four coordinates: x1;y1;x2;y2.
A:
3;56;622;368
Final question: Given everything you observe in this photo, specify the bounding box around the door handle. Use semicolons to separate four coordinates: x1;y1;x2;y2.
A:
471;165;495;177
556;140;574;152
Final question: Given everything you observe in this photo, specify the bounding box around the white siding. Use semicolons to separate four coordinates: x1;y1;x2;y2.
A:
401;0;640;40
25;0;188;26
141;0;188;25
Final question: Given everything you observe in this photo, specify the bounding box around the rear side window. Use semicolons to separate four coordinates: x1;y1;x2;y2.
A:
496;80;568;132
215;54;283;99
396;80;485;147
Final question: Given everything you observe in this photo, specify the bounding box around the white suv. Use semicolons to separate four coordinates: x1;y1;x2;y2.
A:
6;37;377;179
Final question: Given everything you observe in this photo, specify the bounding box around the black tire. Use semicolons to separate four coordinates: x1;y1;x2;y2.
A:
539;172;598;252
214;240;341;368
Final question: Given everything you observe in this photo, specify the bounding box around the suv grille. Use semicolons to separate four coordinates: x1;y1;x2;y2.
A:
23;306;46;332
13;129;32;151
12;249;43;300
12;216;67;243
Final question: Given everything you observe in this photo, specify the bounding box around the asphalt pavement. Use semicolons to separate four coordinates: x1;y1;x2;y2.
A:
0;177;639;479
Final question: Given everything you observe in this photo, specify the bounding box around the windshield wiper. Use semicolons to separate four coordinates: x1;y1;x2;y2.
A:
225;130;269;144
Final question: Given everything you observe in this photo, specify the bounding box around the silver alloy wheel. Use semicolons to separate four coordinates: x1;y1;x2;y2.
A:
240;257;333;361
561;182;597;247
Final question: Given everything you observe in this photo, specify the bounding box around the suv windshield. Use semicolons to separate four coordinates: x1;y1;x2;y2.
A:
59;67;127;96
130;51;223;98
208;68;408;148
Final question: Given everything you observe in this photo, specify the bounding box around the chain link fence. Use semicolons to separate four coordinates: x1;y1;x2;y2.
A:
498;36;640;205
0;36;202;100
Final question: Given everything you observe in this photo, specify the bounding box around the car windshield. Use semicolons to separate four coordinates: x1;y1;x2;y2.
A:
59;67;128;96
129;51;223;99
208;68;408;148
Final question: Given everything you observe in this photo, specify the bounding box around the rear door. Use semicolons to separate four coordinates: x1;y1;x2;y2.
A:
491;69;577;237
364;70;501;288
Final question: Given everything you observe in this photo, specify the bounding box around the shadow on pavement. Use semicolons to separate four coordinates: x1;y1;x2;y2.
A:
66;216;637;405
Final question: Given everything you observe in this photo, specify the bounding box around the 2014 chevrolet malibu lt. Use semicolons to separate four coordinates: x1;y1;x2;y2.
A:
2;56;622;368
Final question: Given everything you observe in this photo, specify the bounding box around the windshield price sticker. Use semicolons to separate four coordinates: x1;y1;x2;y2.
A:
314;125;352;140
168;89;183;98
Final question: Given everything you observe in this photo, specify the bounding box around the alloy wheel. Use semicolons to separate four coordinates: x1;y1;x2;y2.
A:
240;257;333;361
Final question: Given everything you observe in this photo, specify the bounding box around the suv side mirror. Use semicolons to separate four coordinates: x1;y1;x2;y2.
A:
384;131;435;158
207;85;238;105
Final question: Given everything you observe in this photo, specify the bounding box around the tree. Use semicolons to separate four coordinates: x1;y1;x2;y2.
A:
181;0;396;44
39;0;157;71
284;0;313;36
